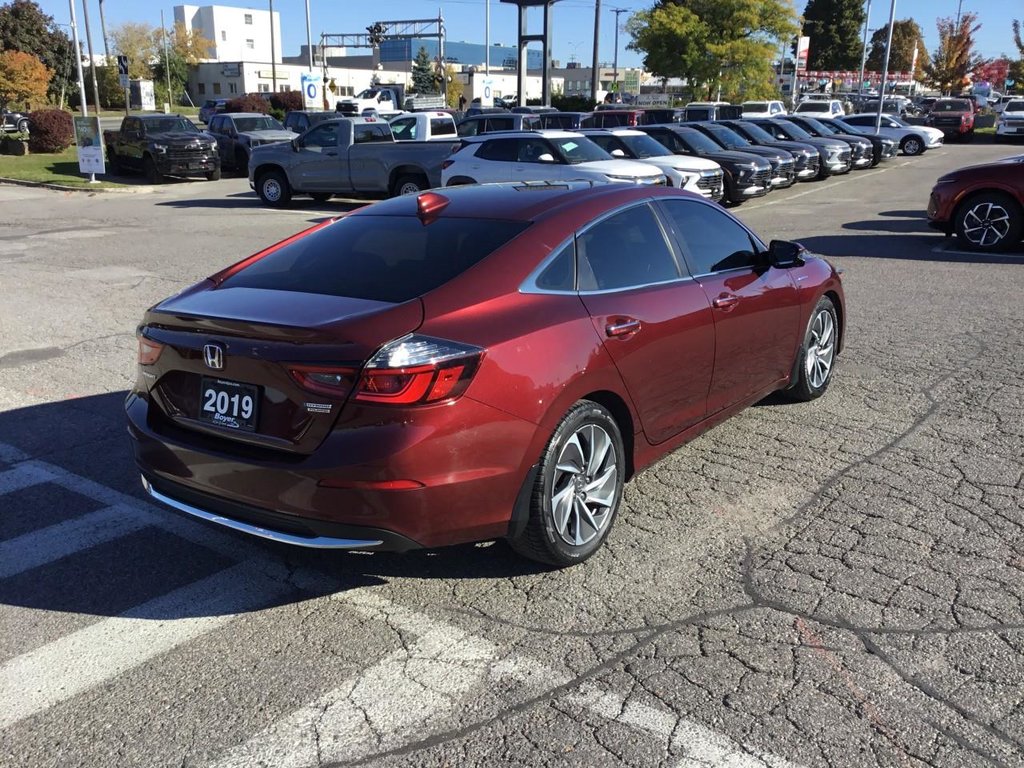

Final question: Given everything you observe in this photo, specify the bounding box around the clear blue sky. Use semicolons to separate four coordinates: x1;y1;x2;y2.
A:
33;0;1023;68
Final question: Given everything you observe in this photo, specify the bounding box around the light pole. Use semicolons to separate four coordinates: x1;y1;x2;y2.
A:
875;0;897;133
97;0;110;62
858;0;872;96
80;0;102;113
610;7;628;100
269;0;276;93
591;0;601;102
68;0;88;117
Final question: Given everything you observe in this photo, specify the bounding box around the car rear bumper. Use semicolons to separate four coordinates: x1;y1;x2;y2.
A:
126;391;534;550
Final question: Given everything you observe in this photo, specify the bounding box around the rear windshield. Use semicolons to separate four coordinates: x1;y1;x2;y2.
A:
796;102;829;112
743;102;768;112
221;216;530;303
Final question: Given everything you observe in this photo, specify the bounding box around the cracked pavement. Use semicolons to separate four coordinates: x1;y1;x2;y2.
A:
0;142;1022;768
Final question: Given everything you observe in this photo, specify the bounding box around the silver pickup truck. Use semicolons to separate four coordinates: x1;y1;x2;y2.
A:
248;116;457;206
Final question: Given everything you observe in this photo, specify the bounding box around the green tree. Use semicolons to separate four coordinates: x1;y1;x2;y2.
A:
923;12;984;95
110;21;157;80
866;19;929;79
801;0;866;70
0;0;75;106
443;63;463;108
1010;20;1024;90
628;0;798;101
411;45;435;93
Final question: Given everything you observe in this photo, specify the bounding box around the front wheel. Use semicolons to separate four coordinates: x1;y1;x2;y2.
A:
900;136;924;156
509;401;625;567
205;166;221;181
143;155;164;184
954;192;1022;253
256;170;292;207
787;296;838;402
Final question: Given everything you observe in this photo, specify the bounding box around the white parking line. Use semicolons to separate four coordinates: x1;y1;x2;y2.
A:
0;503;151;579
0;462;53;495
0;442;27;463
0;559;293;729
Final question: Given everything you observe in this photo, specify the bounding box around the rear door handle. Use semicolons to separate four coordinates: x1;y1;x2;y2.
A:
606;318;641;337
713;294;740;310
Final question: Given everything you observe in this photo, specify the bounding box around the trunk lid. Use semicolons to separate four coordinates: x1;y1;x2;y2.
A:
140;285;423;454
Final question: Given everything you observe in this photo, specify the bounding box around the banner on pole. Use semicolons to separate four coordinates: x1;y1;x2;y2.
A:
300;72;322;109
795;37;810;72
73;116;105;175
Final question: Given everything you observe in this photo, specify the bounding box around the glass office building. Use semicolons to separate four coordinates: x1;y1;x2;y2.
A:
380;38;543;70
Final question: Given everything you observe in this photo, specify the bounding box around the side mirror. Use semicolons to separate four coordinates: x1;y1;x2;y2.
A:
290;137;299;151
766;239;805;268
610;148;626;158
537;153;556;163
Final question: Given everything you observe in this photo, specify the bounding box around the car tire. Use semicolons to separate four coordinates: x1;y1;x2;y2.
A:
256;170;292;207
900;136;924;156
509;400;625;568
310;193;331;202
234;148;248;175
391;174;428;197
786;296;838;402
206;166;221;181
107;154;121;176
143;155;163;184
953;192;1023;253
16;118;28;133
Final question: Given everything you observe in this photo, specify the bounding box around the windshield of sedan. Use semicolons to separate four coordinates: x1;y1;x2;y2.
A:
143;118;199;133
222;216;530;303
731;121;776;143
702;124;750;148
234;116;285;132
675;129;722;153
617;133;673;158
803;118;836;135
1004;101;1024;112
549;137;611;164
775;121;813;140
932;100;972;112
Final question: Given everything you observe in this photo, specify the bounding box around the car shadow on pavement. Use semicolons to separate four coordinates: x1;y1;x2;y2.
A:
799;229;1024;264
0;392;549;621
155;195;367;213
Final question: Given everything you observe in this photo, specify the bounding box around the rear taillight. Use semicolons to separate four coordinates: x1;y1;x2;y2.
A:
137;335;163;365
355;335;483;405
441;159;455;170
288;365;356;397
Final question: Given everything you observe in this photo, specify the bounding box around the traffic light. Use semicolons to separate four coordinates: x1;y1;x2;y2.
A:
366;22;387;46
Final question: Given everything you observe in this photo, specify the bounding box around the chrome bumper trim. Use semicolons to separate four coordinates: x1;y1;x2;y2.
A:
142;476;385;550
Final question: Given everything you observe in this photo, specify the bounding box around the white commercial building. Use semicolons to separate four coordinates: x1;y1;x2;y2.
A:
189;61;394;102
174;4;282;64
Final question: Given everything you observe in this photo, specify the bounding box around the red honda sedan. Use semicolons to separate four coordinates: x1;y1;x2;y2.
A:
127;182;845;567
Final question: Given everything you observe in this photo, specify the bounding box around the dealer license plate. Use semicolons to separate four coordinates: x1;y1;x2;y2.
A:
199;377;259;431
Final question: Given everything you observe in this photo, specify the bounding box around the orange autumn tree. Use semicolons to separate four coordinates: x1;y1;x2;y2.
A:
0;50;51;110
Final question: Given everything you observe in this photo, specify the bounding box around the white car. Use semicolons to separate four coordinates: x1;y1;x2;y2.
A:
442;130;666;187
793;100;845;119
995;99;1024;140
840;113;944;156
579;128;725;201
741;100;787;118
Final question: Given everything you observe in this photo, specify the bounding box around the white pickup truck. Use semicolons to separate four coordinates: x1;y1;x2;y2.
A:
336;87;402;116
388;111;458;141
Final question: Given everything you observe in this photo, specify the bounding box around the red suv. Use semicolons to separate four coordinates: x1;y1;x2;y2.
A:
927;156;1024;252
128;183;845;566
926;98;976;142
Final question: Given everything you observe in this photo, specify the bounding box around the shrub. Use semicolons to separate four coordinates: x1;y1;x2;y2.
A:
269;107;285;122
27;109;73;153
269;90;303;113
225;94;269;114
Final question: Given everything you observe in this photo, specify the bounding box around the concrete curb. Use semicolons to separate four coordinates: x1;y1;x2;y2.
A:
0;176;153;194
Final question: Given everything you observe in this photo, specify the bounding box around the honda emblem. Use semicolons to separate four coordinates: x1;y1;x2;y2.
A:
203;343;224;370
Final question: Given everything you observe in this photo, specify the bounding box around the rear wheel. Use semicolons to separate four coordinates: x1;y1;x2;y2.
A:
391;174;428;197
256;170;291;207
143;155;163;184
954;192;1022;253
787;296;838;402
509;401;624;567
16;118;28;133
445;176;477;186
900;136;924;156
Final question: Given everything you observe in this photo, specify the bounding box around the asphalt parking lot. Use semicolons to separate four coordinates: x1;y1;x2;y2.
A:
1;141;1022;768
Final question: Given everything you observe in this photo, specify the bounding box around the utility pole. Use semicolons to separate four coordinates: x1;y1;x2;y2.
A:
875;0;897;133
858;0;872;96
591;0;601;103
305;0;313;69
80;0;102;113
610;7;628;100
68;0;88;117
269;0;277;93
97;0;110;62
161;9;171;109
485;0;490;76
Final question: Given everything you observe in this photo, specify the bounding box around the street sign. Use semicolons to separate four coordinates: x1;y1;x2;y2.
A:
116;55;128;75
73;116;105;176
480;77;494;108
300;72;322;109
119;74;129;89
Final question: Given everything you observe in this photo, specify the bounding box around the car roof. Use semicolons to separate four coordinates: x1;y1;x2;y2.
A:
460;129;581;142
350;182;697;224
220;112;275;118
579;128;644;136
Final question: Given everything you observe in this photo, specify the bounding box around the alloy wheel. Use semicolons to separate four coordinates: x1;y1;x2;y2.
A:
961;201;1012;248
903;138;922;155
262;178;282;202
549;424;618;547
805;309;835;390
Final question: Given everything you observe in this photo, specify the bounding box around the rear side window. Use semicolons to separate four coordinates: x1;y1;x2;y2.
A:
221;216;530;303
475;139;518;162
430;118;456;136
